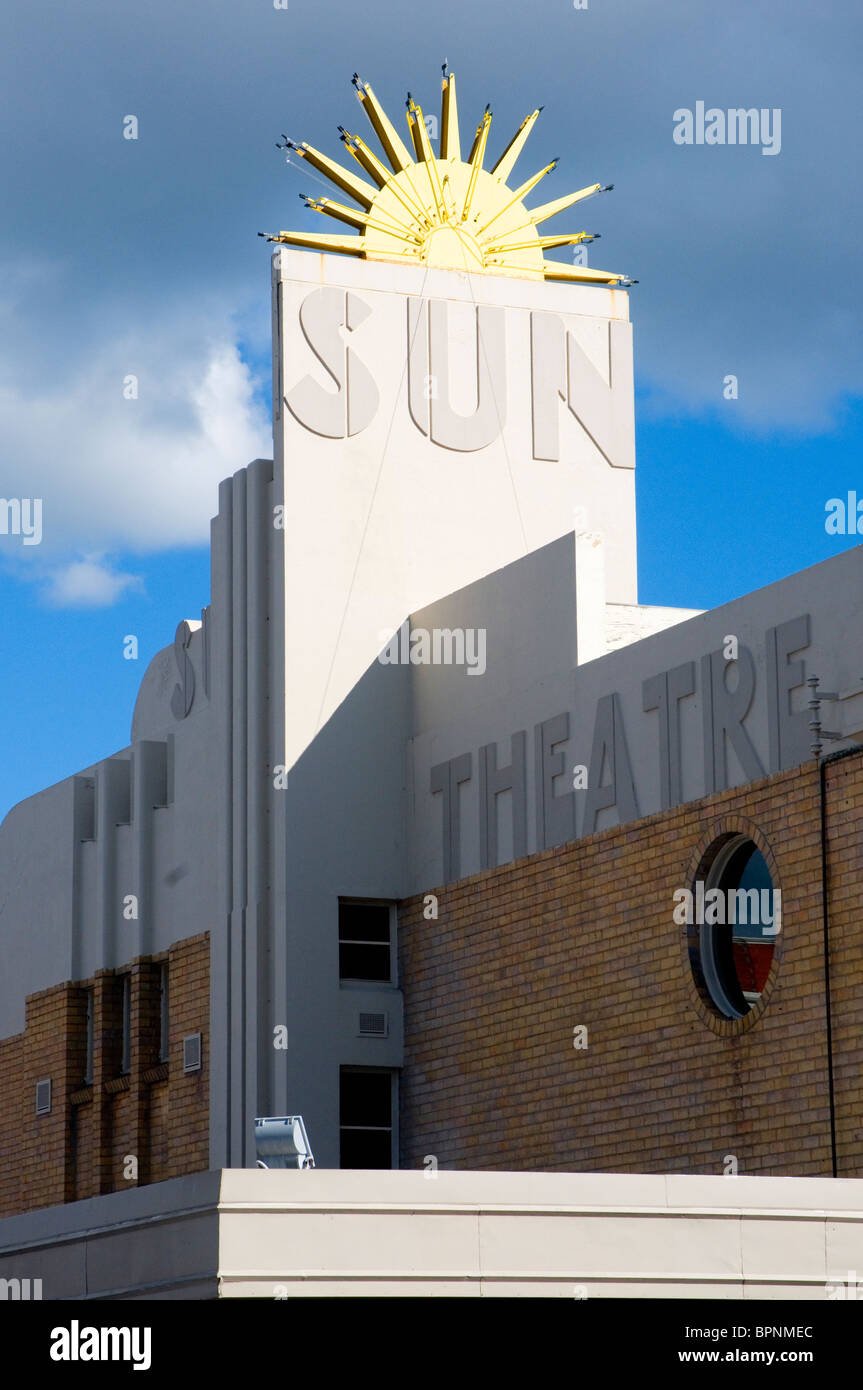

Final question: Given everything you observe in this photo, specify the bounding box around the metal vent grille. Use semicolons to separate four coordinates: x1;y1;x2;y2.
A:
358;1012;388;1037
183;1033;202;1073
35;1079;51;1116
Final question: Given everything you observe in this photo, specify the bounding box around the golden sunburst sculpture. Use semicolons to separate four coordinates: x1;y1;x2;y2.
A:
260;65;634;286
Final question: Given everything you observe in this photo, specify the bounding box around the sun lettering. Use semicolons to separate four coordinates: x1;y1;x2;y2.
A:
260;64;634;286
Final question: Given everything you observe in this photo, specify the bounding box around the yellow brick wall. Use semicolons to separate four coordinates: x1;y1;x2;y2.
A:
0;932;209;1217
399;756;862;1179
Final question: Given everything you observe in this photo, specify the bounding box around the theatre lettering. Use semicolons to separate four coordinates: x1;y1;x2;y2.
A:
431;614;811;879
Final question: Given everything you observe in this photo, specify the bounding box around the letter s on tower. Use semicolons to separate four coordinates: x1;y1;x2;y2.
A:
285;287;379;438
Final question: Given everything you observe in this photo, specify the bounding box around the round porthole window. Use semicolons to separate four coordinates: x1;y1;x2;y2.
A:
689;835;781;1020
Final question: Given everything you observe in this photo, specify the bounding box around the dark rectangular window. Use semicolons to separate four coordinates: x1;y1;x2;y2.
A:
338;901;392;982
339;1069;393;1169
83;989;94;1086
120;974;131;1076
158;964;169;1064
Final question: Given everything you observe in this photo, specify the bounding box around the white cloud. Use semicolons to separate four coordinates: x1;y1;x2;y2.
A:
43;556;143;608
0;301;272;566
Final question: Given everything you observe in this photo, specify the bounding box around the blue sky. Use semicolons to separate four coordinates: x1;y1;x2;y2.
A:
1;0;862;821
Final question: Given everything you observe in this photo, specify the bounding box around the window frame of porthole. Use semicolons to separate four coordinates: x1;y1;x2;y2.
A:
684;826;782;1035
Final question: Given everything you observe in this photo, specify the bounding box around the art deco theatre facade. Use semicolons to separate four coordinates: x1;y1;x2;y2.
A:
2;68;863;1224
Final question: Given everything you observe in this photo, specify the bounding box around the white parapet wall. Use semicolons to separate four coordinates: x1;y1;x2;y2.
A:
272;249;638;770
605;601;706;654
217;1170;863;1299
2;1170;863;1299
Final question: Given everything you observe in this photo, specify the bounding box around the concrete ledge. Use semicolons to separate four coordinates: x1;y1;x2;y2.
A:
1;1170;862;1299
0;1173;221;1300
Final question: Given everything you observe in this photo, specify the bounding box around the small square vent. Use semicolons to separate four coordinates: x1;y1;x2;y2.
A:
35;1079;51;1116
358;1012;388;1037
183;1033;202;1073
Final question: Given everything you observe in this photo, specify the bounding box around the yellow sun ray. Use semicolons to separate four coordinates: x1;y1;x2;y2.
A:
341;130;433;230
406;97;446;221
542;263;628;285
262;229;366;256
507;161;559;204
480;184;610;247
474;159;559;237
466;106;492;165
352;77;441;232
338;129;387;187
283;139;378;210
352;74;415;173
462;108;492;223
440;73;460;161
526;183;607;226
303;195;421;243
490;108;541;185
485;231;597;255
261;67;634;286
406;99;424;161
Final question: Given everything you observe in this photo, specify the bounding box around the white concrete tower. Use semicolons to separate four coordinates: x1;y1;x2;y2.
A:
267;69;639;771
